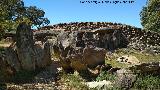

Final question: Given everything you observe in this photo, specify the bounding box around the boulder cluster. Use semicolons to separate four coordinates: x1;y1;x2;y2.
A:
36;22;160;53
0;23;52;81
33;22;160;76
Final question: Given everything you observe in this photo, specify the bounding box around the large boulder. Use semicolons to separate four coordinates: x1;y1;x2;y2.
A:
58;45;106;74
51;30;107;74
83;47;106;68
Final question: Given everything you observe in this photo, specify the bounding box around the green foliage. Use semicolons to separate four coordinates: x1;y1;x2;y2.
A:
0;0;50;39
133;74;160;89
96;71;116;82
25;6;50;28
140;0;160;32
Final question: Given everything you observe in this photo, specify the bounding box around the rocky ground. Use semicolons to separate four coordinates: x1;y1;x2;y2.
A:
1;48;159;90
3;60;59;90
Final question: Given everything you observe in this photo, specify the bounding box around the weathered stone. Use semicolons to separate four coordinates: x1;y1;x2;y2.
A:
42;42;52;66
5;47;21;71
16;23;36;71
86;80;112;89
0;56;14;81
34;42;52;68
57;31;76;49
116;69;136;89
4;22;160;54
15;23;52;71
60;57;74;73
70;53;87;72
107;67;121;74
83;47;106;68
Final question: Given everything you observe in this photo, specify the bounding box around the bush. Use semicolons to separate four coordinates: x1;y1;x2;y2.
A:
133;74;160;89
140;0;160;32
96;71;116;82
60;72;89;90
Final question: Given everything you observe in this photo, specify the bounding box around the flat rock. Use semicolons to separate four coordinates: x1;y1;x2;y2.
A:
117;55;140;65
86;80;112;88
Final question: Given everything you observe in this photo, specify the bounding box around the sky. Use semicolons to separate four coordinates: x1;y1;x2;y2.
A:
23;0;147;28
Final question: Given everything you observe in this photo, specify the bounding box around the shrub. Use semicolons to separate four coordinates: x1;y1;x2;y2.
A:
133;74;160;89
96;71;116;82
140;0;160;32
60;72;89;90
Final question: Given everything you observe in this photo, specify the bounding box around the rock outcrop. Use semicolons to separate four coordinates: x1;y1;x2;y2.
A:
3;22;160;53
35;22;160;53
50;30;107;75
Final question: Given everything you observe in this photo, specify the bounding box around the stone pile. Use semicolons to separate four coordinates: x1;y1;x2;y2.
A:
40;22;139;31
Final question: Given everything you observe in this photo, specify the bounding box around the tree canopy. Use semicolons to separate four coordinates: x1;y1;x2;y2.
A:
0;0;50;38
140;0;160;32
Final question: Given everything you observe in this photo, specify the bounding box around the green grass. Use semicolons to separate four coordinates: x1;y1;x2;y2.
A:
106;59;128;68
115;48;160;62
105;48;160;68
60;72;89;90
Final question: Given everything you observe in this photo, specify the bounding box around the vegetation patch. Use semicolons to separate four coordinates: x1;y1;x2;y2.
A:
96;71;116;82
11;69;43;83
59;72;89;90
133;74;160;89
106;48;160;69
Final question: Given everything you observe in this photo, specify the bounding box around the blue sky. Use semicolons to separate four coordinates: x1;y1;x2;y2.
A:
24;0;147;28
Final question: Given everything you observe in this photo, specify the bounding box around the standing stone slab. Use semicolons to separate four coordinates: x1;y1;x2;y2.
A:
16;23;36;71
